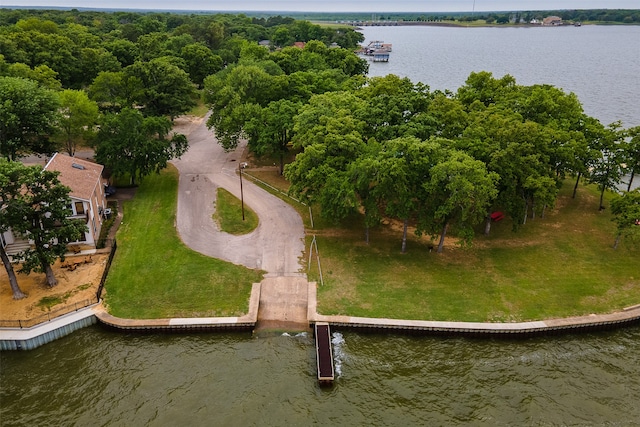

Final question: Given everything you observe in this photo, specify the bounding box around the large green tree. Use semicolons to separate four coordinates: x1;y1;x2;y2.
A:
588;122;627;210
610;189;640;249
2;162;87;287
95;108;188;185
372;137;443;252
624;126;640;192
0;76;59;160
0;159;26;299
244;99;300;175
180;42;223;87
420;149;499;253
204;63;287;150
88;71;143;111
125;57;196;118
55;89;99;156
285;93;368;219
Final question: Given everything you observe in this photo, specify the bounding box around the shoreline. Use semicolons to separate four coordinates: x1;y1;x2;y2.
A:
3;282;640;351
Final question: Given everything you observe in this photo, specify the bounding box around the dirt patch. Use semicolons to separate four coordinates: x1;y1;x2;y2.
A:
172;115;205;136
0;254;108;321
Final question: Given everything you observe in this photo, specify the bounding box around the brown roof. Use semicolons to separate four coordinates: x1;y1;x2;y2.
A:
44;153;104;201
543;16;563;25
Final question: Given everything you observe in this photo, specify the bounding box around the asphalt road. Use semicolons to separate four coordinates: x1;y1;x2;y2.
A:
170;116;306;277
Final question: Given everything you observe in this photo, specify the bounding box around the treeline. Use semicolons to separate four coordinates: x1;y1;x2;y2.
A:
0;8;364;89
207;63;640;252
262;9;640;24
1;9;639;255
0;9;365;180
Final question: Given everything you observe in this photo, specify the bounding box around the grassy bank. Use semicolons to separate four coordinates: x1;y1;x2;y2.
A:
309;182;638;322
242;168;637;322
103;166;263;319
213;188;259;235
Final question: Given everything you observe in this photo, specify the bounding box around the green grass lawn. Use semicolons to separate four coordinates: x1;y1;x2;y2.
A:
213;188;259;235
243;169;639;321
104;163;638;323
103;165;263;319
309;182;639;322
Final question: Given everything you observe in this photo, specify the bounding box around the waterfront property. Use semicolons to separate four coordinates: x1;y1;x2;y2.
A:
1;153;108;256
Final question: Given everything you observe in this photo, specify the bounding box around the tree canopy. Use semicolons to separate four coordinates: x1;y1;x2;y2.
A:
95;108;188;185
0;159;87;288
0;76;59;160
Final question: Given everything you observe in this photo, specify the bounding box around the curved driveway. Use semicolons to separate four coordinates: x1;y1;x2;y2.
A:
171;117;305;277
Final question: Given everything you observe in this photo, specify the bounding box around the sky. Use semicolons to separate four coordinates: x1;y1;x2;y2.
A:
2;0;638;13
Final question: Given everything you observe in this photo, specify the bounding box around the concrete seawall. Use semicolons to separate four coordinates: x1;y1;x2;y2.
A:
0;304;98;351
307;283;640;335
93;282;261;332
3;282;640;350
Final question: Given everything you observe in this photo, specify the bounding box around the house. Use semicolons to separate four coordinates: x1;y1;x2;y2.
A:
1;153;108;256
542;16;563;26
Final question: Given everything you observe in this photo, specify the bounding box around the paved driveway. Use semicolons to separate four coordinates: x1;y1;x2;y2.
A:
171;116;305;277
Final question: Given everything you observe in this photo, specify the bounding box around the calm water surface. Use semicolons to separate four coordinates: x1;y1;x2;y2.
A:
361;25;640;128
2;26;640;426
2;326;640;425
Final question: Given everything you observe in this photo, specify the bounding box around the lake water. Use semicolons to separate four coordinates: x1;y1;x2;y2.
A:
361;25;640;128
2;326;640;425
2;25;640;426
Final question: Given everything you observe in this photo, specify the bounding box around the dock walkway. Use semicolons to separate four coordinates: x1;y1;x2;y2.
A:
314;322;334;384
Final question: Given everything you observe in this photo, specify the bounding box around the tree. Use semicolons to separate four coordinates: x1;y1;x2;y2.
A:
95;108;188;185
0;159;26;299
244;99;300;174
3;60;62;90
624;126;640;192
356;74;433;142
180;43;223;87
372;137;442;252
125;58;197;118
88;71;142;111
0;76;59;160
55;89;99;156
285;93;368;218
2;162;87;287
272;27;294;48
457;71;516;108
610;189;640;249
419;149;499;253
204;63;287;150
588;122;627;211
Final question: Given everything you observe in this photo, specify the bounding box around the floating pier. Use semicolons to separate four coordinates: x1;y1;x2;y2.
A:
314;322;334;384
359;40;392;62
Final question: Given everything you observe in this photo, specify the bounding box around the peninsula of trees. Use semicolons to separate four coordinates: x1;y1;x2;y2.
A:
1;9;639;300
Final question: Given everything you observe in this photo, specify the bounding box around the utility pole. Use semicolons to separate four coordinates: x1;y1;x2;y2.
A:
239;162;245;221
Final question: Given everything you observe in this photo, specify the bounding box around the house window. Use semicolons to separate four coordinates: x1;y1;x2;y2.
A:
75;201;85;215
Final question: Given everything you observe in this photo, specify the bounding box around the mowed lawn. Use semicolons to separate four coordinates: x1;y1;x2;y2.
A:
309;182;639;322
103;165;264;319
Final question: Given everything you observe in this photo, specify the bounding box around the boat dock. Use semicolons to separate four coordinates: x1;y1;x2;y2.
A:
314;322;335;385
360;40;391;62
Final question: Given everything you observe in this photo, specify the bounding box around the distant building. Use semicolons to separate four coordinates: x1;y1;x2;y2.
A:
542;16;563;26
293;42;306;49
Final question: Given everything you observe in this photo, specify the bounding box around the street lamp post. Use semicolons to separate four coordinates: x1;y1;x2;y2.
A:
239;162;245;221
